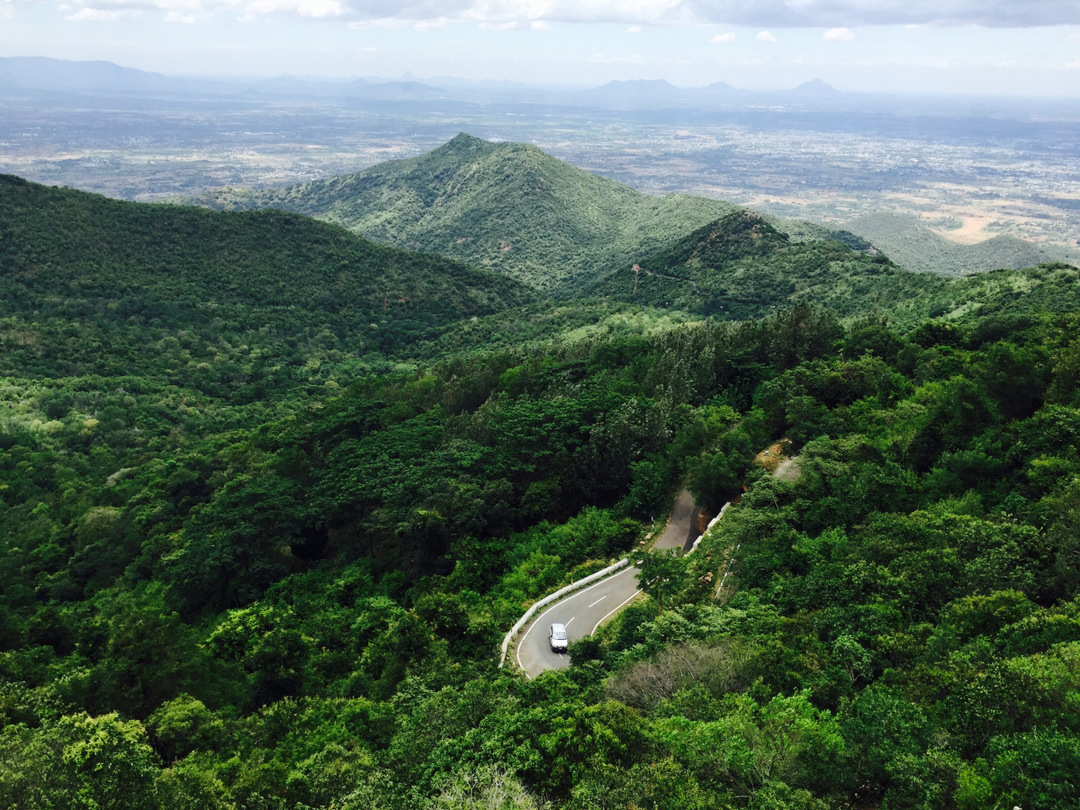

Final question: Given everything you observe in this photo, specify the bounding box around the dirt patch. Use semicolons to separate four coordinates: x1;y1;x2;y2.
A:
929;215;994;244
753;441;790;473
753;440;801;482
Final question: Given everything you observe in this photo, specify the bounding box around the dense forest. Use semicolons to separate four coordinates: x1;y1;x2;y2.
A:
3;162;1080;808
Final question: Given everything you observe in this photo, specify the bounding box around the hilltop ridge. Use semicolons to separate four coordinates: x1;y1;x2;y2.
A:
194;134;736;295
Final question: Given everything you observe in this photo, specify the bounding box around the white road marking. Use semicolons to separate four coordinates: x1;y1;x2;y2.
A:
565;616;576;626
592;589;641;634
588;595;607;608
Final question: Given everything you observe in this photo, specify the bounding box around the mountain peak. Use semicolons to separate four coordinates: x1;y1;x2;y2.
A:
439;133;494;154
791;78;840;95
598;78;678;90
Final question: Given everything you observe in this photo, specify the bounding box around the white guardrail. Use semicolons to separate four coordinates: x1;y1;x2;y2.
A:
498;557;630;667
498;500;734;668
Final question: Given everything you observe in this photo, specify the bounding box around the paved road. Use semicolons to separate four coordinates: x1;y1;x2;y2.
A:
654;488;704;553
514;565;641;675
514;489;703;678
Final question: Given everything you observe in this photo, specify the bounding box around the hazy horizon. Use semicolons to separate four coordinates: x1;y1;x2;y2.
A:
2;0;1080;98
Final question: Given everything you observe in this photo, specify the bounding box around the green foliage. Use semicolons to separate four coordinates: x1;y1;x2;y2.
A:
0;173;535;386
845;211;1061;276
0;712;160;809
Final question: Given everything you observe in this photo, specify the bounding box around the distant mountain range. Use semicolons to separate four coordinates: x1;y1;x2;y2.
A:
3;145;1079;384
0;55;843;108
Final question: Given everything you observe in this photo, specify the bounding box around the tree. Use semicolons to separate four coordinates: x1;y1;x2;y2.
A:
0;712;160;810
687;451;742;513
634;548;691;614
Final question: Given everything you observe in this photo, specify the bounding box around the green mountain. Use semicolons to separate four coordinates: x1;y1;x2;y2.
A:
0;174;535;384
845;212;1064;275
194;133;736;295
591;210;933;319
590;209;1080;328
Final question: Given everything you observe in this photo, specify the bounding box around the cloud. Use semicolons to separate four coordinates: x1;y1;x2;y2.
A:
823;27;854;42
64;5;141;20
164;9;209;21
627;25;641;33
296;0;342;17
711;32;735;44
756;30;777;43
47;0;1080;28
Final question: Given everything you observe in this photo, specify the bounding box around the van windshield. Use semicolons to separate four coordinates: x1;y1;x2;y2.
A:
552;628;567;640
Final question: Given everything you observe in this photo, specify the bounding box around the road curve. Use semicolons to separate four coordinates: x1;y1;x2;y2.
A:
654;488;704;553
513;489;703;678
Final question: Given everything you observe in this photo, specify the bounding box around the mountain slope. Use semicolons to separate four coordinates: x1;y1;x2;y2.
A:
194;133;736;295
0;174;535;380
846;212;1060;276
590;209;1080;326
0;55;186;94
590;210;936;319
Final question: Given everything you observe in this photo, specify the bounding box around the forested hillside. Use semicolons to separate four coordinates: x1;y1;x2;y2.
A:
0;174;535;383
193;134;736;295
595;208;1080;326
845;212;1066;276
3;166;1080;807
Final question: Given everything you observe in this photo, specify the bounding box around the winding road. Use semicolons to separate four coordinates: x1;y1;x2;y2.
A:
513;489;705;678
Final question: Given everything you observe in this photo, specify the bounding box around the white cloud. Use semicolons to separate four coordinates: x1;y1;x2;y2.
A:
296;0;342;17
822;27;854;42
164;9;208;21
531;19;548;29
64;6;141;21
627;25;641;33
413;16;450;30
711;32;735;44
683;0;1080;28
756;30;777;43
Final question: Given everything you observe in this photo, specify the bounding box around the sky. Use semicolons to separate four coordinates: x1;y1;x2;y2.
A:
2;0;1080;96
